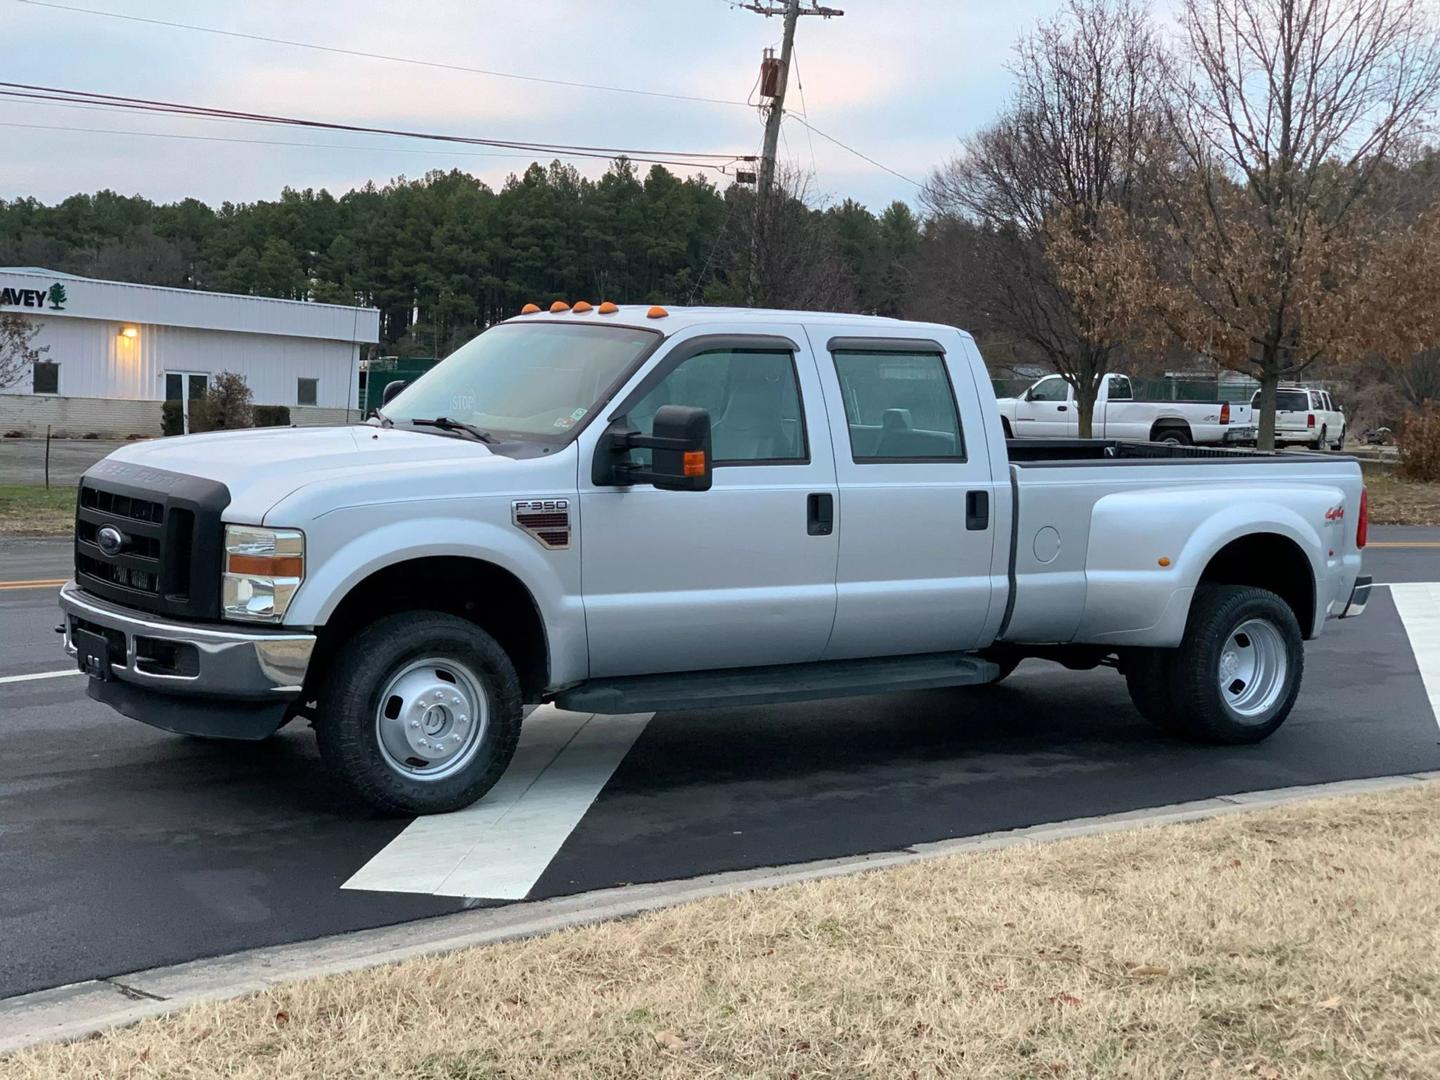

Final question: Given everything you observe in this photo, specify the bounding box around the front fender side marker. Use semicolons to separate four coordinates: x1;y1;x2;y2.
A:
1158;557;1172;567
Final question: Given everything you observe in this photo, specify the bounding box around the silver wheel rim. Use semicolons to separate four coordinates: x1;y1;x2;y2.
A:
1217;618;1288;721
374;657;489;782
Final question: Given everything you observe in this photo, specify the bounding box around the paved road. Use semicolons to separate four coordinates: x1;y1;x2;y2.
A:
2;533;1438;1002
0;439;130;487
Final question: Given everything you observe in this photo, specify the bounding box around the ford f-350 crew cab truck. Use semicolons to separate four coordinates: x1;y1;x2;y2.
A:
60;306;1372;815
996;372;1256;446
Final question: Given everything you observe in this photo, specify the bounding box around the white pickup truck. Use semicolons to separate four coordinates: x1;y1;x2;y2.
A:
60;306;1370;815
997;373;1256;446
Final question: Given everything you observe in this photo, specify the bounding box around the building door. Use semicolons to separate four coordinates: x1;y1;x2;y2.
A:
165;372;210;434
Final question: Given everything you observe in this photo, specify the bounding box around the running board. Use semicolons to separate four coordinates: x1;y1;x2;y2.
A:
556;652;1000;715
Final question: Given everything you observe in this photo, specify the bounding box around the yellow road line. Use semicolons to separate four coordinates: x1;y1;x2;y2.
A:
0;578;67;591
1368;542;1440;549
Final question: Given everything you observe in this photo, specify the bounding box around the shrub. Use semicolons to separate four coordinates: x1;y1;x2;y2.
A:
160;400;184;437
200;371;254;430
1398;403;1440;482
253;404;292;427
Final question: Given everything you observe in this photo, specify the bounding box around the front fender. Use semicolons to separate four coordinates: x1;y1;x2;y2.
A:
1074;484;1339;645
283;501;587;688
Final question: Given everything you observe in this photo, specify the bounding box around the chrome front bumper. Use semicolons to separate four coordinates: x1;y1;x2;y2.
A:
1341;575;1372;619
59;580;315;699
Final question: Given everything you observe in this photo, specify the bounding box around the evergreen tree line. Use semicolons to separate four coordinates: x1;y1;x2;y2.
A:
0;160;924;358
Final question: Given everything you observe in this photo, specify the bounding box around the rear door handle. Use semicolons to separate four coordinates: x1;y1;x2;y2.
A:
965;490;989;531
1056;405;1068;412
807;492;834;536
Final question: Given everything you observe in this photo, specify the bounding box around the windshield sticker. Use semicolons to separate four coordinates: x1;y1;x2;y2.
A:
570;407;588;421
554;415;576;429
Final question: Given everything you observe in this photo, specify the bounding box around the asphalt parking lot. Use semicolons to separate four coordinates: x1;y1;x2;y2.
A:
3;531;1439;1004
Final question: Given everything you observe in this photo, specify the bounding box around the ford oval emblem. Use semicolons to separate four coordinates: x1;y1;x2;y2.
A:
96;525;126;557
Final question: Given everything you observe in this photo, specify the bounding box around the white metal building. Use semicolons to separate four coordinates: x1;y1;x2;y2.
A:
0;268;380;437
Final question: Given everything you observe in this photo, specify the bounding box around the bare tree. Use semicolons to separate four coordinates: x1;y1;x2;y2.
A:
924;0;1163;436
713;167;858;311
1120;0;1440;448
0;313;47;392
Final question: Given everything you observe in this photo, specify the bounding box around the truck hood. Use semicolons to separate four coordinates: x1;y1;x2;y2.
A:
96;425;506;522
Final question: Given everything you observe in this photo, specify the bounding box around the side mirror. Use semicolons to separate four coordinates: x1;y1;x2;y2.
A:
1023;387;1035;402
380;380;409;407
593;405;713;492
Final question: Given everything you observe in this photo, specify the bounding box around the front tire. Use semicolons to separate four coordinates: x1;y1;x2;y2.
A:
1139;586;1303;744
317;611;523;815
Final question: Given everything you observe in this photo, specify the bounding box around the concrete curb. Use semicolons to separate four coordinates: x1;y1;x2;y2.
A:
3;770;1437;1056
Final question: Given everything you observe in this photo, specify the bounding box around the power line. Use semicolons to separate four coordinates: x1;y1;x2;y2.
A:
0;120;661;166
15;0;752;109
787;115;920;187
0;83;756;172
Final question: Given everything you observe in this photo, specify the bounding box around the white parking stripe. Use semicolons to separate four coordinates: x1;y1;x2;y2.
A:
0;669;82;685
343;706;653;900
1389;582;1440;734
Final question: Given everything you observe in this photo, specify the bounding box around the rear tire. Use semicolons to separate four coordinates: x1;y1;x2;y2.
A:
1135;585;1303;745
1313;425;1327;451
1123;648;1183;734
317;611;523;815
1153;426;1191;447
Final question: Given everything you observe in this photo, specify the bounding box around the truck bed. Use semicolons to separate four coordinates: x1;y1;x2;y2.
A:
1003;439;1327;465
998;438;1364;649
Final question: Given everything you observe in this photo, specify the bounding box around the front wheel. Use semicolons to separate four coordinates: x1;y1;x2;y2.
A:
317;611;523;815
1138;585;1304;744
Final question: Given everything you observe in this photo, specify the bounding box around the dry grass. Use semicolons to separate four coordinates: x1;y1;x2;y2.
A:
6;785;1440;1079
0;485;73;536
1364;470;1440;526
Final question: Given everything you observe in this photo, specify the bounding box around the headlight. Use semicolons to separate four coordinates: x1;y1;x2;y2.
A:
222;526;304;622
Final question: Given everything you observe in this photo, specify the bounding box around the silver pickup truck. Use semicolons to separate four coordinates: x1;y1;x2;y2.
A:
60;306;1371;814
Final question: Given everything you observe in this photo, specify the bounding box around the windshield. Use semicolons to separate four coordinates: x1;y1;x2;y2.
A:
383;322;659;440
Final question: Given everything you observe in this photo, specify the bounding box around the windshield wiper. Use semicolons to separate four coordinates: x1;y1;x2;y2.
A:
409;416;498;444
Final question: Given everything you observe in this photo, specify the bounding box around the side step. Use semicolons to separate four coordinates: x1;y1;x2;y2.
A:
555;652;1000;715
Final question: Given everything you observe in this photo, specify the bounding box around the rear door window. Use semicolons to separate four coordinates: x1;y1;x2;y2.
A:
831;350;965;462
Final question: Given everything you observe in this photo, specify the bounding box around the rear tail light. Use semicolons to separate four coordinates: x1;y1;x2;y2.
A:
1357;487;1368;549
1220;402;1231;425
1307;413;1316;428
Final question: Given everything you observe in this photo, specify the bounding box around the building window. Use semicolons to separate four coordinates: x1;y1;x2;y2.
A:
297;378;318;406
32;361;59;395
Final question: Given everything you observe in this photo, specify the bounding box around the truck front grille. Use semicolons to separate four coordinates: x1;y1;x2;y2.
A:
74;460;230;621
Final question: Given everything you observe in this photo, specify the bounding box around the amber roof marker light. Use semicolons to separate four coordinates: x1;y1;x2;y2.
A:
647;305;669;319
549;300;571;313
598;301;619;315
572;300;594;313
519;303;541;315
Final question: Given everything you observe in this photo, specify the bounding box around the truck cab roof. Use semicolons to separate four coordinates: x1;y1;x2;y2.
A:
501;304;970;341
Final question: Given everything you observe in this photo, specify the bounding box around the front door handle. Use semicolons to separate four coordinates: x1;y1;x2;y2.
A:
965;490;989;531
807;492;834;536
1057;405;1068;412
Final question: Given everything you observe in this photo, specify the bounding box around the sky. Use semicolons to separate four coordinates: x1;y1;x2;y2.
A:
3;0;1151;212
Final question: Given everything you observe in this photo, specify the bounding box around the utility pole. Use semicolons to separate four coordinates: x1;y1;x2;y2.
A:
741;1;844;204
738;1;843;305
